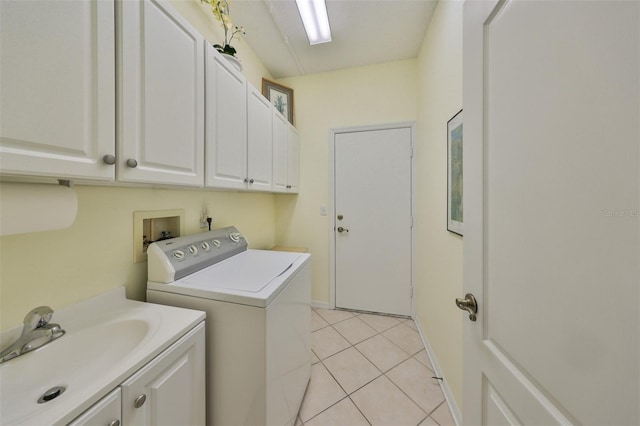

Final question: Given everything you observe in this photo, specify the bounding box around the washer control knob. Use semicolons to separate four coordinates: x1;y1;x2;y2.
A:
229;232;241;243
188;245;198;255
173;250;185;259
212;240;221;248
201;242;210;251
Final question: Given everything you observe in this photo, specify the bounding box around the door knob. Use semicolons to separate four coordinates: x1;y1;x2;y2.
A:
455;293;478;321
337;226;349;233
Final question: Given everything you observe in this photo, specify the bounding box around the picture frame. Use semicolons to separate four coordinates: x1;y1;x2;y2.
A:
447;109;463;236
262;78;294;125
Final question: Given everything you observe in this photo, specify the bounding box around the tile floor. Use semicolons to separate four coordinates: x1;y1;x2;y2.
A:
296;308;456;426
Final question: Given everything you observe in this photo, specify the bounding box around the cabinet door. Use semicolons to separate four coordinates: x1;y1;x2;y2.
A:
121;323;205;426
205;46;247;189
0;0;115;180
68;388;121;426
246;84;273;192
272;111;289;193
117;0;204;186
287;124;300;193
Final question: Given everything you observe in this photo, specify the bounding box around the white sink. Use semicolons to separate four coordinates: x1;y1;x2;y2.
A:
0;288;205;425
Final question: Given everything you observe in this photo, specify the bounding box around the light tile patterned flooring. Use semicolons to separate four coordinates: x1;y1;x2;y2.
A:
297;308;455;426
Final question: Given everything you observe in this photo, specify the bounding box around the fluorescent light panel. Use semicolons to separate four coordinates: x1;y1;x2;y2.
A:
295;0;332;45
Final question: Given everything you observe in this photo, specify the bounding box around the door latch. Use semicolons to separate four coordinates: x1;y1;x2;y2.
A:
455;293;478;321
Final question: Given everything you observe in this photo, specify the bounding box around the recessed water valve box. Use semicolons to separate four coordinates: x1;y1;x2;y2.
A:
133;209;185;263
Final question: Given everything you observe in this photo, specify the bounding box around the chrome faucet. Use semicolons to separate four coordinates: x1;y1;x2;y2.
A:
0;306;65;363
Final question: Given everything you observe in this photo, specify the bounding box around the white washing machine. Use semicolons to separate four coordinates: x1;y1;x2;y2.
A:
146;227;311;426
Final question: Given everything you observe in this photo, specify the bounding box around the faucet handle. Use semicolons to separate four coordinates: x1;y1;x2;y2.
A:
23;306;54;332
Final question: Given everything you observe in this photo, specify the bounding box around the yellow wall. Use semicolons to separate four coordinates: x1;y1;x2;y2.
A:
414;0;464;408
0;187;275;330
273;60;418;304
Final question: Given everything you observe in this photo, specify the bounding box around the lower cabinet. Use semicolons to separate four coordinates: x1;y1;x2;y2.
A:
68;389;121;426
69;322;205;426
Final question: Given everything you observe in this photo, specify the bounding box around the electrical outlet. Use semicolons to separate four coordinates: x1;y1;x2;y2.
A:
200;205;210;228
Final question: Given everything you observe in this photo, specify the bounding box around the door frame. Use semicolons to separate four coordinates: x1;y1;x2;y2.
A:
328;122;416;316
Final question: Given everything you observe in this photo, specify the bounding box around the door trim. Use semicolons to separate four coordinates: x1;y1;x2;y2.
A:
328;122;416;317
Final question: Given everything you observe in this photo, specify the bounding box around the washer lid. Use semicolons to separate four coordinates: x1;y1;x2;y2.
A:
179;250;302;294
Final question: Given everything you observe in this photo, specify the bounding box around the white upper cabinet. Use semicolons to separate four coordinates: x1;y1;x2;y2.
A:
287;124;300;193
246;84;273;192
0;0;116;180
272;112;299;194
205;45;248;189
117;0;205;186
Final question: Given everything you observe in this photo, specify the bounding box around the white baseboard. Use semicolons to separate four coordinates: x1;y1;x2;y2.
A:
414;317;463;425
311;300;331;309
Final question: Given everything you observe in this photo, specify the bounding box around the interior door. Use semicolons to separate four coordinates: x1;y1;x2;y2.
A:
463;1;639;424
334;126;413;316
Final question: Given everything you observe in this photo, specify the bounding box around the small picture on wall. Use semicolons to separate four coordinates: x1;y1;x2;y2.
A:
447;109;463;236
262;78;294;125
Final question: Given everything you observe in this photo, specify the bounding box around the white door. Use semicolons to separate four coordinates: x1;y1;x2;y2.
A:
121;323;205;425
118;0;204;186
247;84;273;192
205;45;247;189
463;1;639;424
333;125;413;316
0;0;115;180
273;112;289;192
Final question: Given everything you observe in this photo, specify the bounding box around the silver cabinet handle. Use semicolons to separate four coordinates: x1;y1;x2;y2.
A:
134;394;146;408
102;155;116;165
126;159;138;168
455;293;478;321
108;420;120;426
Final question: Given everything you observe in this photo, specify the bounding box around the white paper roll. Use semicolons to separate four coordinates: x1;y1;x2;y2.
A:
0;182;78;236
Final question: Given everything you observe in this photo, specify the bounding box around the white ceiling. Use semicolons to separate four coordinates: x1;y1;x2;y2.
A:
230;0;438;78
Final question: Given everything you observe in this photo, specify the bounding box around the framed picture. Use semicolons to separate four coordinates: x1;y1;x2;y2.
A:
447;109;463;236
262;78;294;124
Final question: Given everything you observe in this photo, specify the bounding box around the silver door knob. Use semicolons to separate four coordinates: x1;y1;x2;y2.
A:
455;293;478;321
126;158;138;168
337;226;349;233
102;154;116;165
108;420;120;426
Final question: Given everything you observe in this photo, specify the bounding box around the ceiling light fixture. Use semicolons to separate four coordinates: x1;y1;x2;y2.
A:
295;0;332;45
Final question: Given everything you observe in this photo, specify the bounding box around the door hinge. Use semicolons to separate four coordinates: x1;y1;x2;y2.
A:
410;287;414;298
410;216;414;228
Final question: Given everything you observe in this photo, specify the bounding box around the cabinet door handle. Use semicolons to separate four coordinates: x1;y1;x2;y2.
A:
108;420;120;426
102;155;116;165
249;179;254;184
134;394;146;408
126;158;138;168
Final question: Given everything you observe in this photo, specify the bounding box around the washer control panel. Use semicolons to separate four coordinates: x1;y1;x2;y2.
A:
147;226;248;282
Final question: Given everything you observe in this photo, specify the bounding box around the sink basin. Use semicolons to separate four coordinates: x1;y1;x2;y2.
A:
0;288;205;425
1;319;149;423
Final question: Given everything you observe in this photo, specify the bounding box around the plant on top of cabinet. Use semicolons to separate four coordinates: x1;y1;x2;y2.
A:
201;0;245;66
